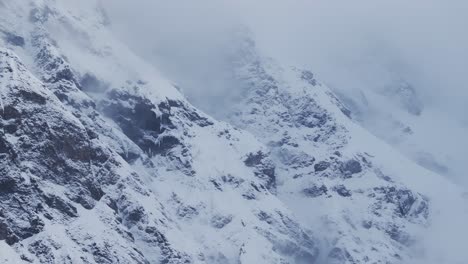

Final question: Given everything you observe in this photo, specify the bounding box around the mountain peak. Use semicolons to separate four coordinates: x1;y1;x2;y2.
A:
0;2;467;264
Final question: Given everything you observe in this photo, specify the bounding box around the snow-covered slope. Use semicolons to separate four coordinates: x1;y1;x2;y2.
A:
335;77;468;189
0;1;319;263
0;1;467;264
227;36;468;264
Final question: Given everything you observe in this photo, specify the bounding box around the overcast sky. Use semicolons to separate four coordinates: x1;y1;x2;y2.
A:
101;1;468;263
103;0;468;183
103;0;468;119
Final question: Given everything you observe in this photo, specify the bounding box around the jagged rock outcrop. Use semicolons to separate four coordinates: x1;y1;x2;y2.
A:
227;36;435;263
0;1;467;264
0;1;319;263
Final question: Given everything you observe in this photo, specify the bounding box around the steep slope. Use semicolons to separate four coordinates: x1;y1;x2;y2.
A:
0;1;319;263
0;1;467;264
227;36;468;264
335;78;468;188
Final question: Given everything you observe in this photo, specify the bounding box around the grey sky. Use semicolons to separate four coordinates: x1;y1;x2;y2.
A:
103;0;468;120
102;1;468;263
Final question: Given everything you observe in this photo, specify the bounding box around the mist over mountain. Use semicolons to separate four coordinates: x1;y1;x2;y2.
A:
0;1;467;263
105;0;468;187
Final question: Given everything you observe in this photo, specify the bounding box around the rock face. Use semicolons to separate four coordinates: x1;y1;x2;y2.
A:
0;1;466;264
227;36;436;263
0;1;318;263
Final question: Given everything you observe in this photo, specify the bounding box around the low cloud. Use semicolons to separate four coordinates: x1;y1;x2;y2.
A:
103;0;468;119
101;2;468;262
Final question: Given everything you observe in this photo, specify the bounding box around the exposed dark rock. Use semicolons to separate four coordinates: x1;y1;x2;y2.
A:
155;136;180;155
53;68;76;85
302;185;328;198
106;198;119;214
0;176;17;194
144;226;161;236
242;191;257;200
18;90;47;104
34;45;80;86
210;179;223;191
90;242;114;264
395;190;417;217
120;150;140;163
211;214;233;229
0;220;17;245
373;187;429;220
46;129;93;162
0;221;8;240
0;214;45;245
221;174;244;188
301;70;317;86
86;181;105;201
362;220;372;229
244;151;276;192
100;90;182;157
257;211;275;225
126;206;146;224
333;185;352;197
177;205;198;219
28;240;55;263
1;105;21;120
0;11;434;263
20;217;44;240
43;194;78;218
339;107;352;118
106;97;159;132
70;188;97;210
340;159;362;176
144;226;193;263
297;112;328;128
244;151;267;167
314;161;330;172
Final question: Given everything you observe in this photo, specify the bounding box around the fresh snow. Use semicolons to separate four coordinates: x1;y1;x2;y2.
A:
0;1;466;264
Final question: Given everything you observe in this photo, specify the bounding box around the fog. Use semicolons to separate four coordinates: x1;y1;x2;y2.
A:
102;1;468;263
103;0;468;180
103;0;468;117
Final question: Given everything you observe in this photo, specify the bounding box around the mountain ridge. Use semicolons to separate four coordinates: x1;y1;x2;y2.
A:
0;1;467;263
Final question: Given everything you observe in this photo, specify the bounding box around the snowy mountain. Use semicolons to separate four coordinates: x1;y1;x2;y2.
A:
0;1;467;264
334;76;468;189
